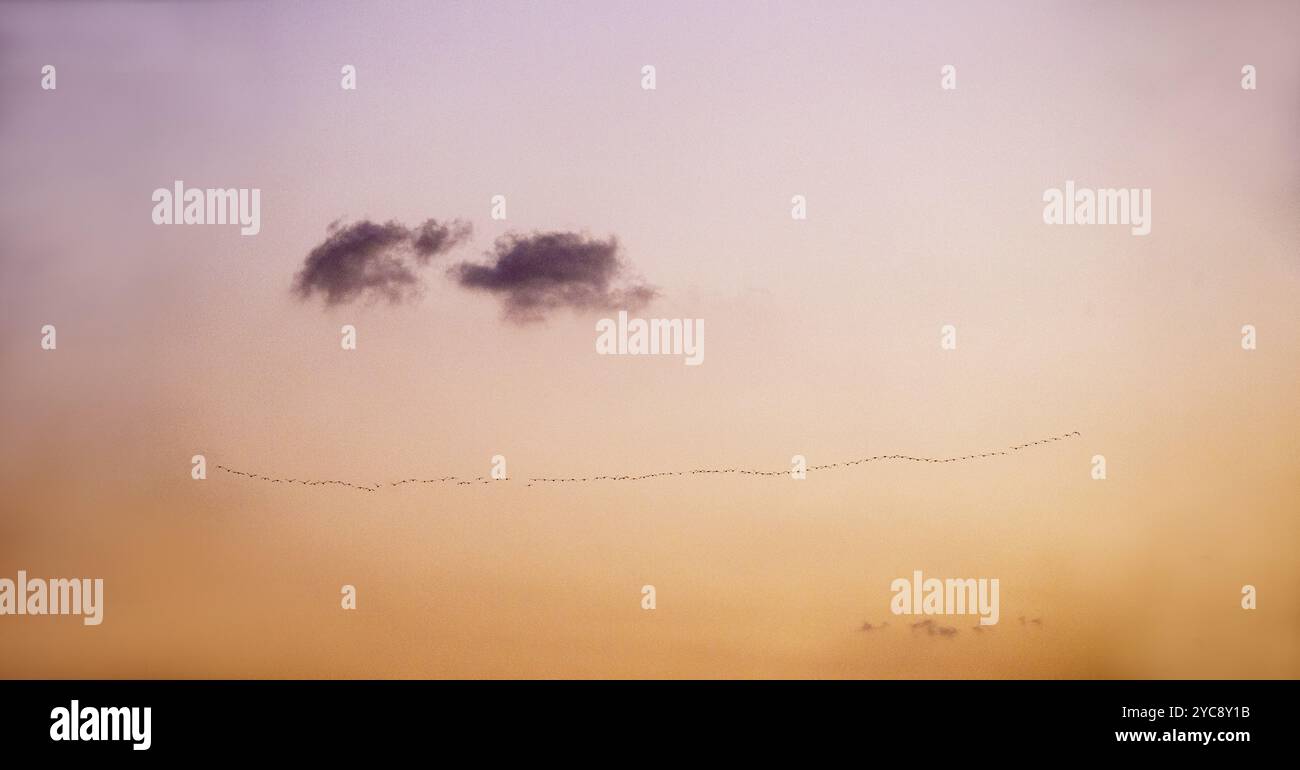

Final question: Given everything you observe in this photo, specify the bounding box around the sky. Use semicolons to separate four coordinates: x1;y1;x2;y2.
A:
1;0;1297;678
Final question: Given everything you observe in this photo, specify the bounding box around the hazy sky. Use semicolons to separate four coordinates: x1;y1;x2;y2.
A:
1;0;1297;677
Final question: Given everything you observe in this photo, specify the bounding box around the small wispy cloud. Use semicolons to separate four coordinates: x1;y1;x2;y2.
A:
293;218;471;306
449;231;657;323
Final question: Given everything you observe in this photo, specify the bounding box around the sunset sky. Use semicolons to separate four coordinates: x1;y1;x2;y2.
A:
1;0;1297;678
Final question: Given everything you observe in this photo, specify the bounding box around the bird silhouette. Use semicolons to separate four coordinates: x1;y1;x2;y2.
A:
215;432;1081;492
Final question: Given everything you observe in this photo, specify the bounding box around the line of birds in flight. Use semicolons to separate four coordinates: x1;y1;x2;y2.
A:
215;430;1081;493
861;617;1045;637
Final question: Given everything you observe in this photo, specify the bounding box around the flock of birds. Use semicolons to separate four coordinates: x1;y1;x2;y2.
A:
215;431;1081;493
860;617;1045;637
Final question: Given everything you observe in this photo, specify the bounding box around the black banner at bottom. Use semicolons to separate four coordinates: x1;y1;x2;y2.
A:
0;680;1287;758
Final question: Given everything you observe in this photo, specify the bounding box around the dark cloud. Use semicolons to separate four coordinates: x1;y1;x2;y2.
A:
448;231;658;322
412;218;471;262
293;218;471;306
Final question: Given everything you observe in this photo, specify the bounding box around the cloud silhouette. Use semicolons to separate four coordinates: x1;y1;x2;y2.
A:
449;231;657;323
293;218;471;306
411;219;471;261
